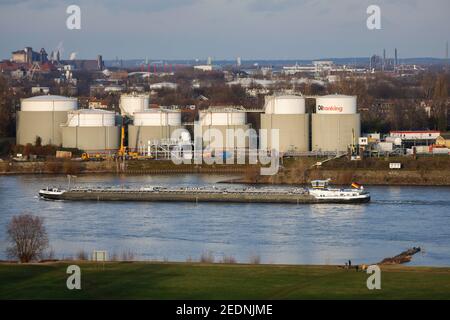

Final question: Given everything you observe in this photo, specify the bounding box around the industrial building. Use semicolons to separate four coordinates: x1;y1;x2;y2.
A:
260;95;309;153
12;47;48;64
312;94;360;152
198;107;250;151
61;109;119;152
128;108;183;152
16;95;78;146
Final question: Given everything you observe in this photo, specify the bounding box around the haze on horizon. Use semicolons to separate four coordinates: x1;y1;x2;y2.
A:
0;0;449;61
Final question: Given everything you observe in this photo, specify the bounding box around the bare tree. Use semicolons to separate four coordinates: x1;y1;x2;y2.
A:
6;214;49;263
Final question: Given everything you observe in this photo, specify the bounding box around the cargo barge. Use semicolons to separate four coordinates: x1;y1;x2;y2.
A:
38;180;370;204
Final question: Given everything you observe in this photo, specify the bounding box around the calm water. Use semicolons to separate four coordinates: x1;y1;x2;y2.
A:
0;174;449;266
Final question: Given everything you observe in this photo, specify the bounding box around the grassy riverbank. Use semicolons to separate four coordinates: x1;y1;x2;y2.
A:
1;262;450;299
238;156;450;186
1;156;450;186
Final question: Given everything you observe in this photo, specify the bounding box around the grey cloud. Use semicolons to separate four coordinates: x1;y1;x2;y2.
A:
246;0;313;12
0;0;199;11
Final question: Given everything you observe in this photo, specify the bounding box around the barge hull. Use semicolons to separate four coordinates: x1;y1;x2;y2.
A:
45;191;370;204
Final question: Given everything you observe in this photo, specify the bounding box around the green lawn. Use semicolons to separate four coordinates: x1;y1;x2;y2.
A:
1;262;450;299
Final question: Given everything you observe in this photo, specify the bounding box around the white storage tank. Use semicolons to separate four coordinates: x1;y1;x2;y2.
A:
128;108;184;151
260;95;309;153
67;109;116;127
312;94;360;152
315;94;357;114
199;109;247;126
264;95;306;114
198;107;250;151
119;93;150;117
21;95;78;112
62;109;119;152
134;109;181;126
17;95;78;146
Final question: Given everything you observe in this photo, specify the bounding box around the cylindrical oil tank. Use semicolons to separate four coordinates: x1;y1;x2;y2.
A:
312;94;360;152
133;109;181;126
16;95;78;146
119;93;150;117
264;95;306;114
67;109;116;127
128;109;184;151
62;109;119;152
315;94;357;114
199;108;250;151
260;95;309;153
199;110;246;126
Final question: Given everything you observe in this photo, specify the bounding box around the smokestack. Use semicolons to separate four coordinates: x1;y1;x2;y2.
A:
382;49;386;72
394;48;398;70
97;55;103;71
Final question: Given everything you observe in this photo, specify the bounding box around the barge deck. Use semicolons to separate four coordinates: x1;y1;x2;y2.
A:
39;185;371;204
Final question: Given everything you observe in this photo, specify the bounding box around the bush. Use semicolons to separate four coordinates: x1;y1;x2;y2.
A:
6;214;49;263
220;255;237;264
200;251;215;264
76;250;88;261
249;255;261;265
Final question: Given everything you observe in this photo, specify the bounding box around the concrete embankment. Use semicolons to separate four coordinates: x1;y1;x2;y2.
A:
0;160;257;175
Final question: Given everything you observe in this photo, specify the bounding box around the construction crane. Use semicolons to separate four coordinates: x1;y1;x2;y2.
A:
117;116;139;159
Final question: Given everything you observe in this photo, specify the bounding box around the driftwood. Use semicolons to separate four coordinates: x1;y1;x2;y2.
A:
378;247;421;265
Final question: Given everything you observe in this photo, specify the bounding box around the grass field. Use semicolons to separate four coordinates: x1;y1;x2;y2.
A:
1;262;450;299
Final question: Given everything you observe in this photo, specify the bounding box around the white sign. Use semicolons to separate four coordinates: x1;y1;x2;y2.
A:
389;163;402;169
92;250;108;262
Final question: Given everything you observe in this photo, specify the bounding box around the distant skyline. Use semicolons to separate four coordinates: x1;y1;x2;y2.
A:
0;0;449;60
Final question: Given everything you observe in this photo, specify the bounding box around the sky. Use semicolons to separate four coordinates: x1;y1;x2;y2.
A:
0;0;449;60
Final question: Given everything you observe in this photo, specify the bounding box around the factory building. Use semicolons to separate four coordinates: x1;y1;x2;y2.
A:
61;109;119;152
16;95;77;146
198;107;250;151
312;95;360;152
128;109;183;151
119;93;150;117
260;95;309;153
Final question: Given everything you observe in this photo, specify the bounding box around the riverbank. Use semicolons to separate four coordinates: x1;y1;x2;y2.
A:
1;156;450;186
1;262;449;299
0;159;258;175
235;156;450;186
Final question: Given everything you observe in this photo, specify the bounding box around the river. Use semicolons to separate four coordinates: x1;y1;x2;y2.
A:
0;174;449;266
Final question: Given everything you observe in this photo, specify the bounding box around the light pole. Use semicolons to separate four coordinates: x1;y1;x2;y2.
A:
67;174;77;190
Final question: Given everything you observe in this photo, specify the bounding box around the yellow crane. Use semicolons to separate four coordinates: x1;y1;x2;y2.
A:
117;117;139;160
